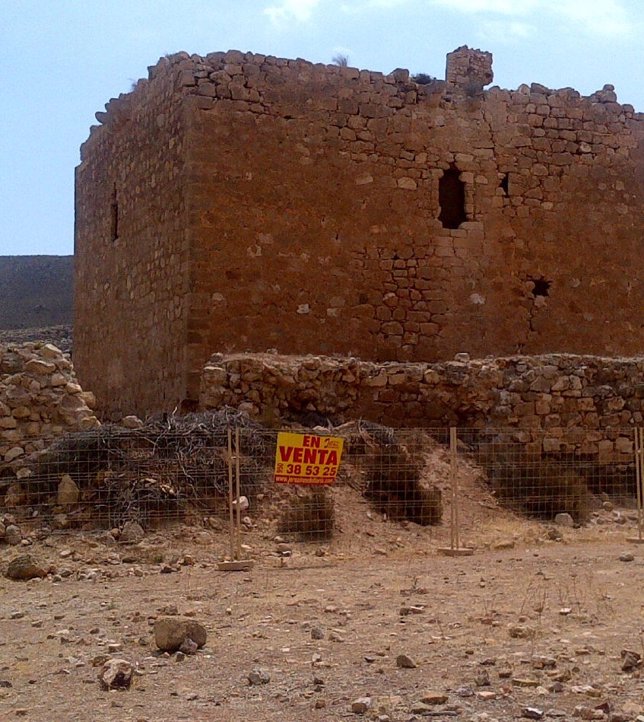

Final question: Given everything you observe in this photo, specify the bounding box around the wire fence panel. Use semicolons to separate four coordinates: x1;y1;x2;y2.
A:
1;415;642;551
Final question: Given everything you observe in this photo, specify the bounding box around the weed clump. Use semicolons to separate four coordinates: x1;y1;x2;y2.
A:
363;445;442;526
484;456;593;523
278;488;335;540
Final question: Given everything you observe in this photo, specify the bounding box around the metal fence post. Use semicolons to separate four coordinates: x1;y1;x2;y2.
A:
439;427;473;556
628;427;644;544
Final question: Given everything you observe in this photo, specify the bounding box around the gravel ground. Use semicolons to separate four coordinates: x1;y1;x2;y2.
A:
1;529;642;722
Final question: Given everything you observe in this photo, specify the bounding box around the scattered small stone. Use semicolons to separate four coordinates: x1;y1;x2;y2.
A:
4;525;22;546
119;520;145;544
620;649;641;671
522;708;544;720
351;697;372;714
456;686;474;697
513;678;540;688
248;668;270;686
400;605;425;616
532;656;556;669
121;415;143;429
179;637;198;656
420;691;448;705
508;624;535;639
618;552;634;562
99;658;133;690
310;626;325;640
411;702;432;714
396;653;417;669
232;495;249;511
554;513;574;528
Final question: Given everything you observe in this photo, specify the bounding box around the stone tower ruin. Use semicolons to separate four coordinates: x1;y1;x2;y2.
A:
74;47;644;417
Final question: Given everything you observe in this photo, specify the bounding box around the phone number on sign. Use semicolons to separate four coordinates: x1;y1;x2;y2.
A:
275;463;337;477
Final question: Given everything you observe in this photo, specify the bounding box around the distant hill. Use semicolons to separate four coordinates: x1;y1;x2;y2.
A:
0;256;73;329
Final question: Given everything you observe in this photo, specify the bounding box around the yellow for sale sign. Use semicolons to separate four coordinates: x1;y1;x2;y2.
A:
274;432;344;485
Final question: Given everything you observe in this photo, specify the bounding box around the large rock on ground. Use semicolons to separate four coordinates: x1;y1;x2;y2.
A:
5;555;47;580
153;617;207;652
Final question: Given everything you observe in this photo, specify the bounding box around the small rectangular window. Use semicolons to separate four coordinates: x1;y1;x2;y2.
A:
110;185;119;242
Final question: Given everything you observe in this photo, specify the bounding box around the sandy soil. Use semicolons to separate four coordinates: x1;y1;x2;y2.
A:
1;510;642;722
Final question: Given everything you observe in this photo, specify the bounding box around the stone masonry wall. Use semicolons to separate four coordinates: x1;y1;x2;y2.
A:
181;49;642;401
75;57;192;418
0;344;99;469
77;48;643;415
200;352;643;462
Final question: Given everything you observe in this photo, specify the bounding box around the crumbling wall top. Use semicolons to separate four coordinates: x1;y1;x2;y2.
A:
445;45;494;91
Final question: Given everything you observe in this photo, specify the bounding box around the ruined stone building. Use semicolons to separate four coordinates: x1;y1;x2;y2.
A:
74;47;643;417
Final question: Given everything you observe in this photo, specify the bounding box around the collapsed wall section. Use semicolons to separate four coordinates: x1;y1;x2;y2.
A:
74;58;192;417
200;352;643;462
0;344;99;467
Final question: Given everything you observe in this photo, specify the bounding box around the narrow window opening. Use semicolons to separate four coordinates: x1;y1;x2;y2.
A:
110;186;119;242
529;277;551;297
438;164;467;229
499;173;509;195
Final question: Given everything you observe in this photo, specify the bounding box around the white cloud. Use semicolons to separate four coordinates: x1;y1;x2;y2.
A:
479;19;535;43
431;0;539;13
430;0;634;37
264;0;322;24
553;0;632;37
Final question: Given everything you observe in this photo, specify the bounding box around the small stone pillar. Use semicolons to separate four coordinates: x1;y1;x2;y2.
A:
445;46;493;93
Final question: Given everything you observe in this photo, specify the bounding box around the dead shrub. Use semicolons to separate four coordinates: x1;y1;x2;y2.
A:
278;487;335;540
484;457;593;523
17;409;271;528
363;444;442;526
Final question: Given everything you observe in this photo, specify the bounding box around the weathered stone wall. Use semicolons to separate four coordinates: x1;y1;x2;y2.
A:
200;352;643;461
77;47;644;415
74;58;192;417
0;344;99;467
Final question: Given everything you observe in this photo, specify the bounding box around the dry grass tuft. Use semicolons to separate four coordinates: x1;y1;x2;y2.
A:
278;488;335;540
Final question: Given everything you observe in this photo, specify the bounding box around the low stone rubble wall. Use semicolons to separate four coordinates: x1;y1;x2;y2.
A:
200;353;643;461
0;343;99;467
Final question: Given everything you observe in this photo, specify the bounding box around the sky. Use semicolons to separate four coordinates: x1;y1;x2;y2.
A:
1;0;642;256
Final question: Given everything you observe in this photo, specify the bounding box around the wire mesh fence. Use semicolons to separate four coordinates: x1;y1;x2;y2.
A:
1;414;642;553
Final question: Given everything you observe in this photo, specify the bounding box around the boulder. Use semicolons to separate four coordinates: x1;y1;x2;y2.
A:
6;555;47;580
57;474;80;506
3;484;25;509
153;617;207;652
120;520;145;544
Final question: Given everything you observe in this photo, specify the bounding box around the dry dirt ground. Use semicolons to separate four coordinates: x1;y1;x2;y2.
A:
1;510;643;722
